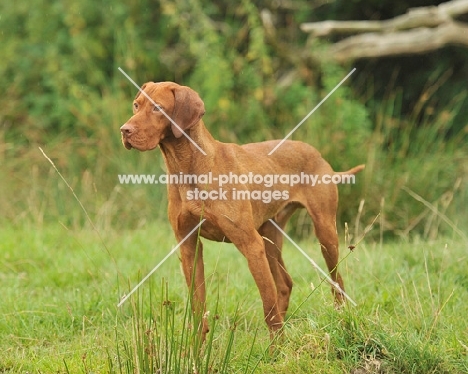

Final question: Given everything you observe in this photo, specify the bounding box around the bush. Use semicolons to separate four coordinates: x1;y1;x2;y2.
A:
0;0;466;240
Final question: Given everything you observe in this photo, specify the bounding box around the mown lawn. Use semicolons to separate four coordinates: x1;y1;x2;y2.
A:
1;222;467;373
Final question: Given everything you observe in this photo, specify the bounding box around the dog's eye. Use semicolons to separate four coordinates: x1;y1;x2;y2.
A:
153;105;161;113
133;102;139;110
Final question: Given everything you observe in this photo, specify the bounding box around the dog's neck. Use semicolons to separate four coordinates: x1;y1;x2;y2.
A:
159;120;216;175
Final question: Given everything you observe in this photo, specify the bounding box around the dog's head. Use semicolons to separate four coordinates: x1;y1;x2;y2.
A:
120;82;205;151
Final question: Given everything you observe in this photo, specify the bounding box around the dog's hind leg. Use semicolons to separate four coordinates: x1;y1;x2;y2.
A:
305;184;346;305
258;204;298;318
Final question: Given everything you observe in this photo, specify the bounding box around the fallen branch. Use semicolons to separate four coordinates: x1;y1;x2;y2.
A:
329;21;468;62
300;0;468;61
301;0;468;36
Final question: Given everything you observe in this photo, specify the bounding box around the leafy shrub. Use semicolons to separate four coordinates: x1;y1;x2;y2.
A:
0;0;466;240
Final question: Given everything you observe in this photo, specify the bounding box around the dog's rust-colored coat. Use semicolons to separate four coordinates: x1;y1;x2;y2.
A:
121;82;364;341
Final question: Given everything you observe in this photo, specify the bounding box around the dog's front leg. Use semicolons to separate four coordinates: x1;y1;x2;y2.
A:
178;234;209;343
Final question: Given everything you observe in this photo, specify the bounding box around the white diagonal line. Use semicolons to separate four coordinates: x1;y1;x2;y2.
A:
118;67;207;156
268;68;356;155
117;219;206;307
268;219;357;306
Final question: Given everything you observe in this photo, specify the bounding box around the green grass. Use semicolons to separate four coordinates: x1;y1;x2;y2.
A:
1;222;467;373
1;2;467;372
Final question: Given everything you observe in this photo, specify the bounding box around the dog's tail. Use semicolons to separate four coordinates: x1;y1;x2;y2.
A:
335;164;365;175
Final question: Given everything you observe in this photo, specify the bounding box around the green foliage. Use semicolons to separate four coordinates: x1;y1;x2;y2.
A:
1;223;467;372
0;0;466;239
112;280;239;373
1;0;467;372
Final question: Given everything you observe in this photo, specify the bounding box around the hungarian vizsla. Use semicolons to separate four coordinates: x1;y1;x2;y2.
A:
120;81;364;342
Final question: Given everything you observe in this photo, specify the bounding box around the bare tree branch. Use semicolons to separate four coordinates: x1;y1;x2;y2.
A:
301;0;468;36
300;0;468;61
330;22;468;62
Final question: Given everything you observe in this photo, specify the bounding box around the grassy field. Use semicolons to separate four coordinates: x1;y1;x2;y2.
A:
2;2;467;372
1;220;467;373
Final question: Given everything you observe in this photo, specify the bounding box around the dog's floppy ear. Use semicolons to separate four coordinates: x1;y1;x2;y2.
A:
171;85;205;138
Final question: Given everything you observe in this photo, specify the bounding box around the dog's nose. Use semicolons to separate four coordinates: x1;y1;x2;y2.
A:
120;123;134;135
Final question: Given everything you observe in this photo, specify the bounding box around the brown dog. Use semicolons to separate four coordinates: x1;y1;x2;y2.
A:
120;81;364;341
